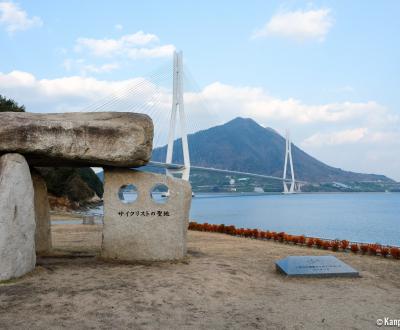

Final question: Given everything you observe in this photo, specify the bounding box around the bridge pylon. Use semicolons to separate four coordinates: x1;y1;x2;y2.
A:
283;130;298;194
165;50;191;181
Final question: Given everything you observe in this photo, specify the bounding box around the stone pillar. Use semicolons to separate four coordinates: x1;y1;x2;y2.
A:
101;169;192;262
31;172;52;254
0;154;36;281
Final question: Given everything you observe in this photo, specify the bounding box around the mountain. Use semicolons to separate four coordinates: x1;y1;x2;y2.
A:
152;117;393;184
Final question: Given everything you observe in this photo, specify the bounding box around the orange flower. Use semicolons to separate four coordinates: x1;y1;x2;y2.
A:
380;247;389;258
298;235;306;245
306;238;315;247
350;244;359;253
340;240;349;250
322;241;331;250
331;241;340;252
360;245;369;254
390;247;400;259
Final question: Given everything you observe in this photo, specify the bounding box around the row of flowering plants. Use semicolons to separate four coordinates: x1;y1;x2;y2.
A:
188;221;400;259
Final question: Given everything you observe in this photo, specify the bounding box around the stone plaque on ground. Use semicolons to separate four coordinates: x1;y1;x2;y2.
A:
275;256;359;277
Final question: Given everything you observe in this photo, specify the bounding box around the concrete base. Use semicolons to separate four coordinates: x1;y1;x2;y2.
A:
31;172;52;255
101;169;192;262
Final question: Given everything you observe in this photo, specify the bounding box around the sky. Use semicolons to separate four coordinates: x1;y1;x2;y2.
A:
0;1;399;180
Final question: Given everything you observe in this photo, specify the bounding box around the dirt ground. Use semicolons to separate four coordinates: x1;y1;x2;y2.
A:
0;223;399;330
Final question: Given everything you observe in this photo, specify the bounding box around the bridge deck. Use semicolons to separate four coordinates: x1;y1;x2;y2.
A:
147;161;307;184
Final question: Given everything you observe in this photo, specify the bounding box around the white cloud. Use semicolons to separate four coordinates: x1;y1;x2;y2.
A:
186;82;387;125
74;31;174;59
302;128;368;147
302;128;400;148
0;1;42;34
114;24;123;31
0;72;394;130
0;71;399;179
0;70;168;107
82;63;120;74
63;59;120;75
252;8;333;42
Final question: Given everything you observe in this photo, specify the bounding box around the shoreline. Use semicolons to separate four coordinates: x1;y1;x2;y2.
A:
192;191;400;197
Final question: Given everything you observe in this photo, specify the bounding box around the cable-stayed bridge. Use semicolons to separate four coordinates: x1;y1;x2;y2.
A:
84;51;303;193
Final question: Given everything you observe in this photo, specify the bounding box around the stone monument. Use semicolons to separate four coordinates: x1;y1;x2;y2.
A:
31;171;52;254
0;112;153;167
0;111;191;280
0;154;36;281
101;169;192;261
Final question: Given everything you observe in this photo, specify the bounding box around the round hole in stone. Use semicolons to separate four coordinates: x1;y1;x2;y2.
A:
150;183;169;204
118;184;138;204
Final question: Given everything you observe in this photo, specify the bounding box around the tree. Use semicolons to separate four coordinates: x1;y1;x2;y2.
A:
0;95;25;112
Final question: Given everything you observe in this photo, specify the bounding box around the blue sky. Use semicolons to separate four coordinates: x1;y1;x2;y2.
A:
1;1;399;180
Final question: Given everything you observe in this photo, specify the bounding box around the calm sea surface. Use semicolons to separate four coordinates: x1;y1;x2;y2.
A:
81;192;400;246
190;193;400;246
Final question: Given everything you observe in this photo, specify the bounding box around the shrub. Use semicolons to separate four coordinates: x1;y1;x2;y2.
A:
331;241;340;252
350;244;359;253
243;229;250;238
390;247;400;259
380;247;389;258
368;244;380;256
315;239;323;248
306;238;315;247
187;222;397;260
340;240;349;250
322;241;331;250
218;224;225;233
225;225;236;235
252;229;259;239
360;245;369;254
277;232;285;242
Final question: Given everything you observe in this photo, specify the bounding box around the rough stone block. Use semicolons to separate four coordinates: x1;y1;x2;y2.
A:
0;112;153;167
0;153;36;281
31;171;52;254
101;169;192;261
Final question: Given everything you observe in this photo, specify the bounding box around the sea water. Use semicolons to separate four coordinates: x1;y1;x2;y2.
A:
190;193;400;246
82;192;400;246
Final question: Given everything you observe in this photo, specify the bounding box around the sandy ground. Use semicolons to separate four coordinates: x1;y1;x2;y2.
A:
0;223;399;330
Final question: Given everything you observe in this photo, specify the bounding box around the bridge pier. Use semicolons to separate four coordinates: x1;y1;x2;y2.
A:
283;130;300;194
165;51;191;181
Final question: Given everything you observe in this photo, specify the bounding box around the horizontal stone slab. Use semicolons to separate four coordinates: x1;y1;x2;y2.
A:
0;112;153;167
